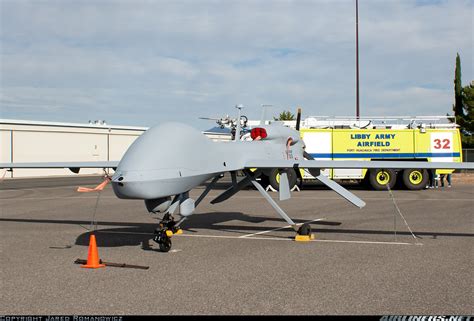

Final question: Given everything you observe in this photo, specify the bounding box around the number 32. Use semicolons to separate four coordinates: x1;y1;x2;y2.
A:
433;139;450;149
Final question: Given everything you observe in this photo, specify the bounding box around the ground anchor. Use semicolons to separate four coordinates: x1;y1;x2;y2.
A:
75;259;149;270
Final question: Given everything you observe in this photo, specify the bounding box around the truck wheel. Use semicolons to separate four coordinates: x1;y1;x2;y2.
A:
269;168;297;191
402;169;428;190
259;174;270;188
369;169;396;190
360;173;371;188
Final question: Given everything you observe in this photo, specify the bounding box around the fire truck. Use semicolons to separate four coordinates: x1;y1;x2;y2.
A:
258;116;462;190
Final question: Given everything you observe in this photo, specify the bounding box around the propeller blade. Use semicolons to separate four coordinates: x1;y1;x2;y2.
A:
295;107;302;131
279;171;291;201
303;151;321;177
316;174;366;208
303;151;314;159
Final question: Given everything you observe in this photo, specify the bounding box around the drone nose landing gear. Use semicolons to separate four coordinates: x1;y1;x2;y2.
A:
151;193;185;253
153;212;184;252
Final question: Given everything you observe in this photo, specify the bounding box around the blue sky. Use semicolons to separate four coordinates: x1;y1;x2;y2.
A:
0;0;472;128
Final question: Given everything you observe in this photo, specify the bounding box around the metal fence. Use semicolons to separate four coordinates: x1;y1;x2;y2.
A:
462;149;474;162
461;149;474;172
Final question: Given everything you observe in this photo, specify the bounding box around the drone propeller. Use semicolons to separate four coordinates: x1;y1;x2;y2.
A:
303;151;322;178
296;108;321;178
295;107;302;131
292;108;364;208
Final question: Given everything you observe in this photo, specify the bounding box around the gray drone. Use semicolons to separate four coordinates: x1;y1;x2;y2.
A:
2;108;473;252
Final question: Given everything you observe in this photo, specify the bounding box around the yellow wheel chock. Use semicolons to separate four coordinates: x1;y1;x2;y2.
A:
295;234;315;242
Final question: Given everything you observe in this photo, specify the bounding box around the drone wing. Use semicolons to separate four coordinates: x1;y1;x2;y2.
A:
244;159;474;170
244;159;473;208
0;161;119;173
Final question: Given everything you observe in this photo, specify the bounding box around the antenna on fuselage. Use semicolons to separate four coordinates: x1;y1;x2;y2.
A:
234;104;244;142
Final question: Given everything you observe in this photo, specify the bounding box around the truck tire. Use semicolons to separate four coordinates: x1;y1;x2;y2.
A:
269;168;297;191
369;168;397;190
402;169;428;190
258;174;270;188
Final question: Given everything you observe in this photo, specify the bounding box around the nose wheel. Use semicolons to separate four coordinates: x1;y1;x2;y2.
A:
154;231;172;252
153;213;182;252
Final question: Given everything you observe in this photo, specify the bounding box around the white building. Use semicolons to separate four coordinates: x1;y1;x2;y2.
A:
1;119;147;178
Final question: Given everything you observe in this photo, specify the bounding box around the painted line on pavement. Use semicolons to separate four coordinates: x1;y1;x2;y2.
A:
239;218;326;238
98;230;418;246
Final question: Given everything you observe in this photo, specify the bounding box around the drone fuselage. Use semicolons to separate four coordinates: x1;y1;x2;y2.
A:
111;122;303;200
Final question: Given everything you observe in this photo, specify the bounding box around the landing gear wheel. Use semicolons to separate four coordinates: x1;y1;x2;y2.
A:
297;223;312;236
152;213;181;252
158;235;172;252
154;231;172;252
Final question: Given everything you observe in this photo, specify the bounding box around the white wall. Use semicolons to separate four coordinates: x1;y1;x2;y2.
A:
0;130;12;178
1;120;145;178
109;134;141;161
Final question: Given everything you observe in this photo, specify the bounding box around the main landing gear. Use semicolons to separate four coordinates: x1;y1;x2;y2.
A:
243;171;315;242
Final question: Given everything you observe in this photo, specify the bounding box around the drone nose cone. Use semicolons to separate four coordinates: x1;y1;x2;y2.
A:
111;173;132;198
111;172;151;199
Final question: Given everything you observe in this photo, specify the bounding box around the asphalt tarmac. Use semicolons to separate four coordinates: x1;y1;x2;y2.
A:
0;176;472;315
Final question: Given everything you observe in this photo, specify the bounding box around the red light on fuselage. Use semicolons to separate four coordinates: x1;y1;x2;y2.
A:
251;128;268;140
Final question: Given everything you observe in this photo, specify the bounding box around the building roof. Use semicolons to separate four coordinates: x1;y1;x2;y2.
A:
0;119;148;131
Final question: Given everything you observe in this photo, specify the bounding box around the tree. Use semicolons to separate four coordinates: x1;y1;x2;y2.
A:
460;81;474;147
274;110;295;121
451;54;473;148
453;53;463;119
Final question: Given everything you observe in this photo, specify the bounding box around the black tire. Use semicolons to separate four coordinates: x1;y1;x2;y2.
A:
402;169;429;190
258;174;270;188
369;168;397;190
158;234;172;252
298;223;311;236
360;172;371;188
268;168;297;191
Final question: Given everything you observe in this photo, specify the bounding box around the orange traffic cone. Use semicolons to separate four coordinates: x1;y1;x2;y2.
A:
81;234;105;269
